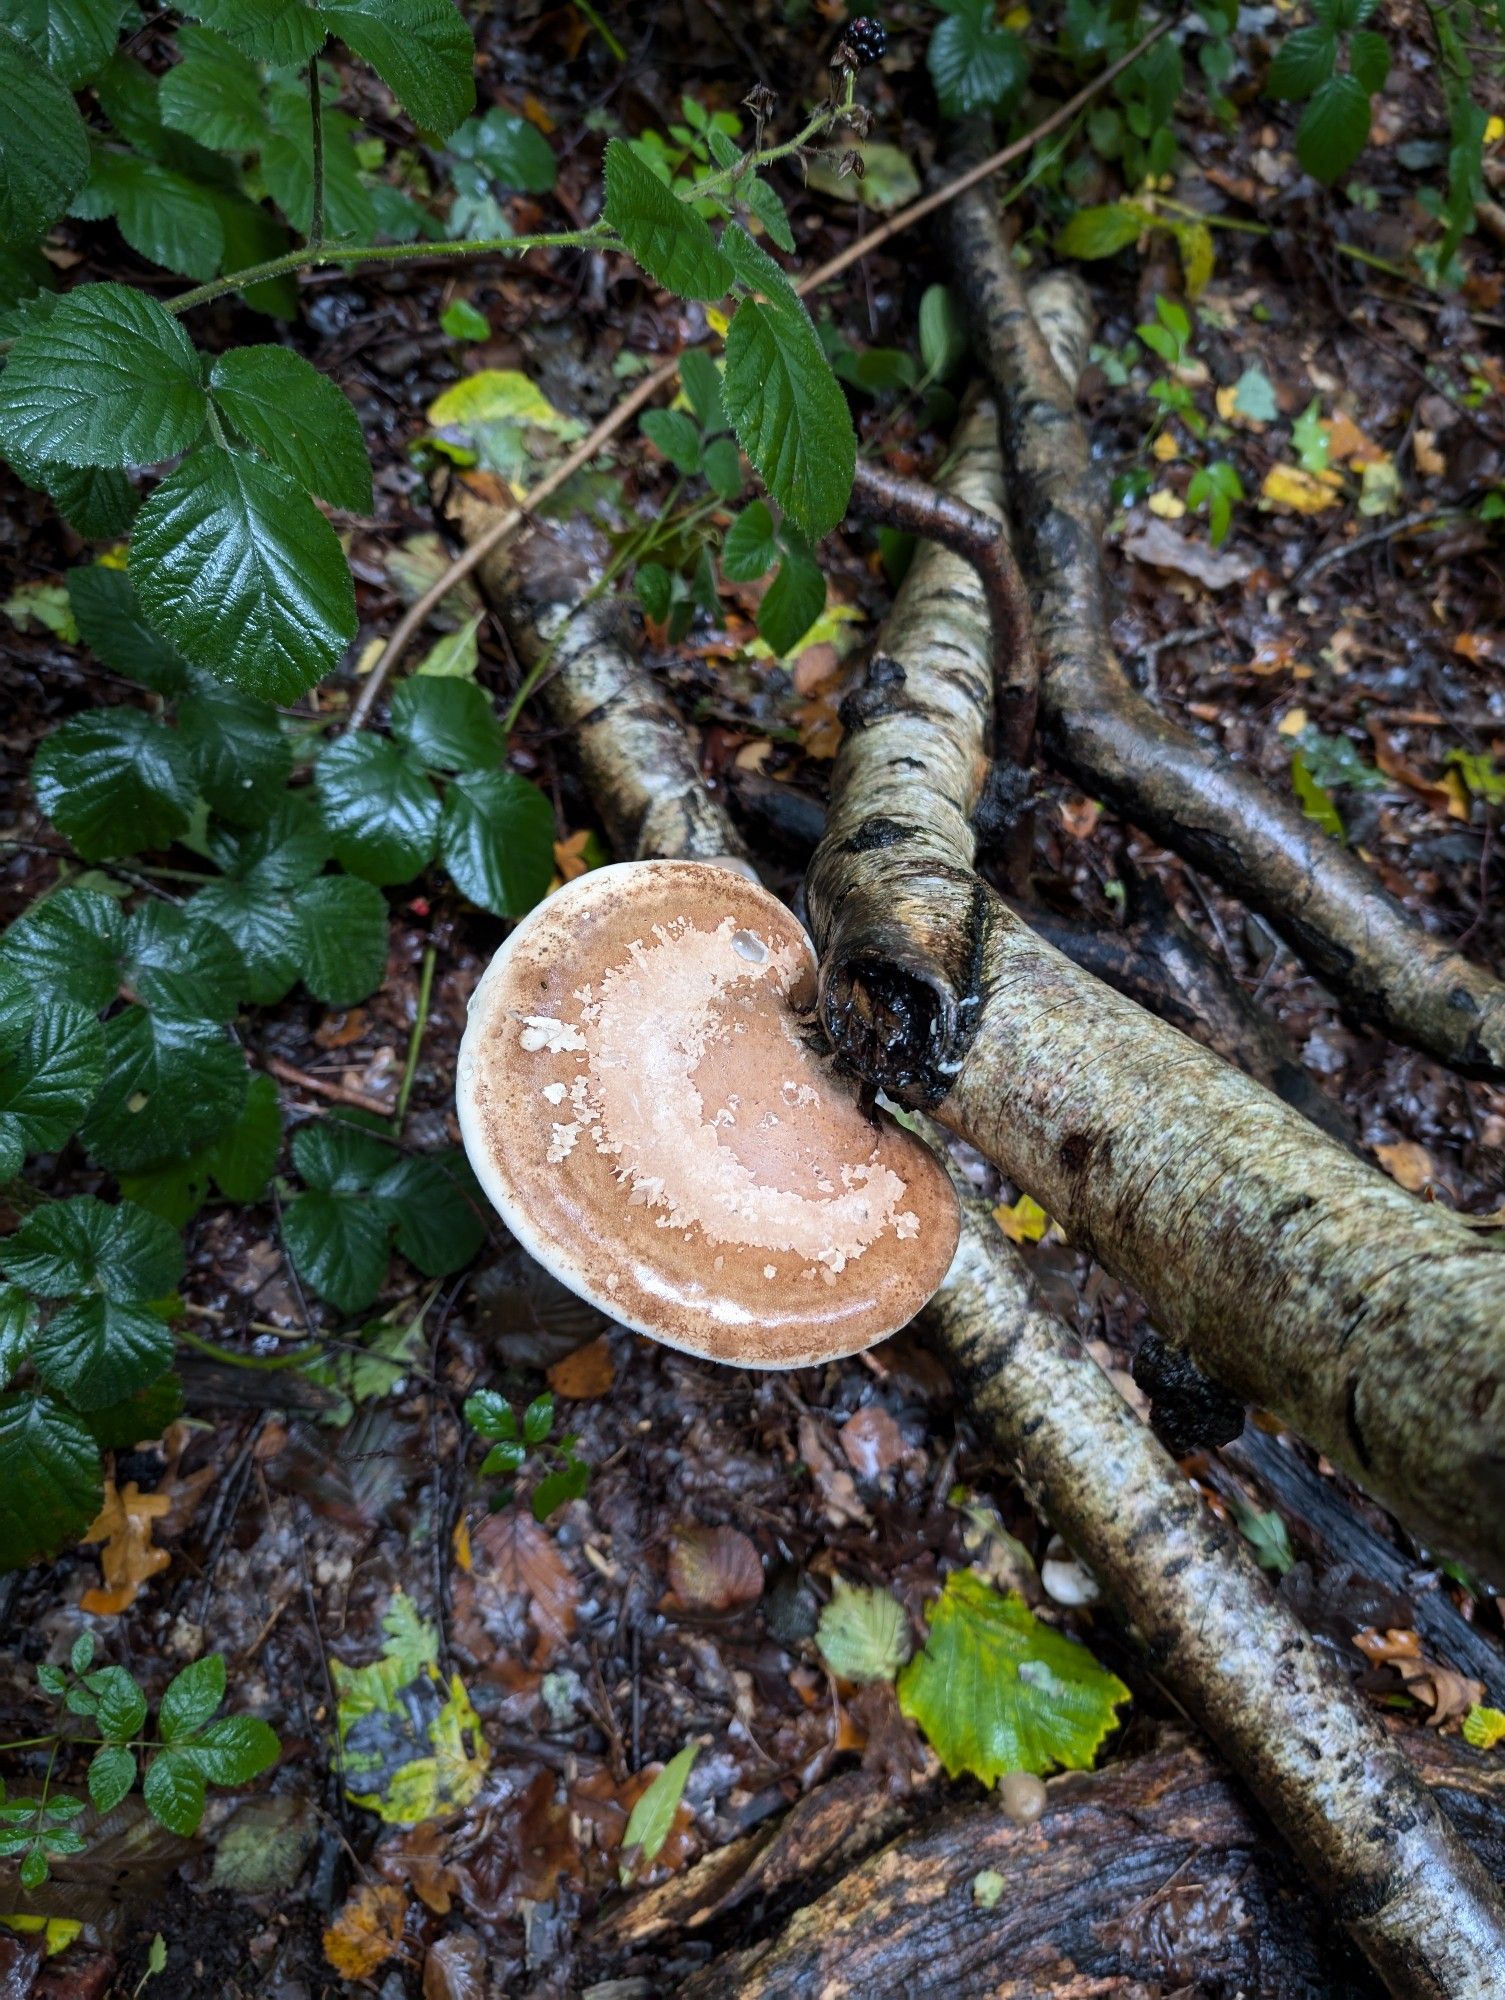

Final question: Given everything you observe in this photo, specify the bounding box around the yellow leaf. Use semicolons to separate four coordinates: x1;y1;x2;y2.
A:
1486;116;1504;146
99;544;129;571
0;1917;83;1956
994;1193;1051;1244
1003;5;1031;27
451;1517;473;1574
1463;1704;1505;1750
1214;384;1238;423
427;370;580;437
1358;457;1400;517
1174;219;1214;298
323;1884;407;1980
1152;430;1180;461
706;307;730;338
1261;464;1343;514
81;1479;171;1616
1276;707;1308;737
1147;488;1185;519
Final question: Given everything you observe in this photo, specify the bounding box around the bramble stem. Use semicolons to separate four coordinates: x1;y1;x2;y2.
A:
392;943;437;1135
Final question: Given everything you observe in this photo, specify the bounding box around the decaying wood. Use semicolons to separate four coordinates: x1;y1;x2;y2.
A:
453;440;1505;1995
802;376;1505;1584
671;1731;1505;2000
941;179;1505;1082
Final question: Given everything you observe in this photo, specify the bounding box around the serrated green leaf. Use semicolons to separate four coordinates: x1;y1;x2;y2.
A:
1297;72;1373;183
314;735;440;884
176;689;294;827
678;348;723;430
722;287;855;538
390;676;504;773
131;445;357;702
373;1151;487;1273
175;1712;280;1785
756;550;825;656
212;189;298;318
82;1006;248;1172
282;1188;392;1313
641;407;702;475
532;1458;587;1521
2;1194;182;1299
438;769;556;918
744;176;794;253
88;1743;136;1815
721;499;778;581
320;0;473;137
897;1571;1129;1781
70;1663;149;1739
9;0;122;88
209;347;373;514
927;4;1028;116
293;875;390;1006
449;106;556;191
815;1578;912;1683
0;28;90;251
0;1001;105;1165
160;1653;226;1740
208;791;330;889
0;1391;101;1572
292;1116;394;1193
143;1749;207;1835
636;561;672;622
1348;28;1389;94
122;902;244;1022
71;1632;95;1673
158;23;267;151
603;137;734;302
32;1297;174;1411
522;1393;553;1445
83;1369;184;1449
620;1743;697;1883
262;94;375;240
1267;23;1336;99
0;889;122;1009
186;882;302;1006
68;564;192;694
37;462;138;539
32;707;196;860
184;0;326;64
0;1288;38;1389
0;283;206;469
464;1391;516;1441
82;151;225;281
702;436;742;500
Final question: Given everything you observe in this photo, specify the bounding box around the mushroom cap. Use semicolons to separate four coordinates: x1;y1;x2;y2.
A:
456;860;960;1368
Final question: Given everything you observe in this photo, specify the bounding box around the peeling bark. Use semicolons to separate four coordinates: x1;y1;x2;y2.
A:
803;385;1505;1584
943;184;1505;1083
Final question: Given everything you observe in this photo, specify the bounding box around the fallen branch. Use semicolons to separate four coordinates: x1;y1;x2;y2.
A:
802;394;1505;1584
941;187;1505;1081
461;486;1505;1998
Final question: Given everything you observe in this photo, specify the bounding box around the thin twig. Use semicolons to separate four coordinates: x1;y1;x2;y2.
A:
1290;508;1447;587
350;22;1172;724
261;1052;393;1115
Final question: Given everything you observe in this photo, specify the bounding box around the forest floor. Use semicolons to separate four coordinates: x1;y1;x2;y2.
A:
3;2;1505;1996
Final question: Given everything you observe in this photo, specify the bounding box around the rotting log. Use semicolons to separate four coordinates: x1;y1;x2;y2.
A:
451;451;1505;1995
668;1731;1505;2000
801;403;1505;1584
942;176;1505;1082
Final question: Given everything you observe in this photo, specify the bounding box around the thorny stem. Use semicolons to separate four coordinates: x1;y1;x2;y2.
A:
306;58;326;251
392;942;437;1135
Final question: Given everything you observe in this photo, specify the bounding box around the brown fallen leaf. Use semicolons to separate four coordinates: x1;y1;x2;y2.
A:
323;1882;407;1980
797;1414;866;1526
422;1930;488;2000
1057;796;1101;841
667;1524;764;1613
1366;720;1468;820
838;1406;906;1482
80;1480;171;1615
314;1009;368;1050
376;1821;462;1916
470;1507;580;1662
1123;516;1254;590
1373;1140;1439;1194
1352;1627;1484;1726
546;1333;615;1400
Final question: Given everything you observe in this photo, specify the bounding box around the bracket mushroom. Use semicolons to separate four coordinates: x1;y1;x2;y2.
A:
456;860;960;1367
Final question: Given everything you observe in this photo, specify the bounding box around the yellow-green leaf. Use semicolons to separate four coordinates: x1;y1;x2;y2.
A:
620;1742;696;1884
815;1578;911;1683
897;1570;1129;1782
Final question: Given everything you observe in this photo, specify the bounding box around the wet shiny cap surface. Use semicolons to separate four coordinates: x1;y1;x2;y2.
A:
456;860;961;1367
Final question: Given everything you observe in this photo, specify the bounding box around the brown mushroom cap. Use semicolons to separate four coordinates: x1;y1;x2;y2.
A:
456;860;960;1368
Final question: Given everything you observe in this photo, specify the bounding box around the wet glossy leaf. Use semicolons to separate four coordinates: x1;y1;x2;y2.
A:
756;550;825;656
142;1749;206;1834
0;999;104;1167
314;735;440;884
390;677;505;774
31;707;196;860
158;22;267;149
438;770;555;918
1297;72;1373;183
83;152;225;282
9;0;123;88
372;1151;487;1273
122;901;246;1021
32;1298;173;1410
0;1392;101;1572
294;875;390;1007
81;1007;248;1172
721;499;779;582
176;689;293;827
897;1571;1129;1780
209;346;373;513
131;445;357;702
620;1743;696;1882
67;563;192;694
1;1195;182;1299
88;1743;136;1816
928;1;1027;115
322;0;474;139
603;137;733;302
0;29;90;250
283;1188;392;1313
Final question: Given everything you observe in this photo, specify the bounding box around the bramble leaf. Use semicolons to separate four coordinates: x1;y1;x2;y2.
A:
209;347;373;514
438;770;556;918
603;137;734;302
0;29;91;250
81;1007;249;1172
373;1151;487;1273
928;0;1028;116
293;876;390;1007
32;1298;174;1411
756;550;825;656
176;689;294;826
321;0;474;139
1;1195;182;1299
314;735;440;883
0;999;105;1166
1267;24;1336;99
0;1391;102;1572
131;445;357;702
31;707;196;860
0;284;206;469
282;1188;392;1313
9;0;123;88
68;564;192;693
1297;72;1373;183
389;676;504;773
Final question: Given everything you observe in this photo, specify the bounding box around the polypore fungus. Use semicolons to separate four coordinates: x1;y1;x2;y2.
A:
456;860;960;1367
